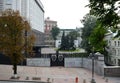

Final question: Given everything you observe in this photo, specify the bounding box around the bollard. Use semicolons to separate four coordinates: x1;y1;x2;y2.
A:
105;78;108;83
52;78;54;83
83;79;86;83
47;78;50;83
26;76;29;80
75;77;78;83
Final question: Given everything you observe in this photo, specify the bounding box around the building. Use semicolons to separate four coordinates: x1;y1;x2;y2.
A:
31;29;45;57
76;27;82;47
0;0;45;57
105;30;120;66
0;0;44;32
57;29;74;39
32;29;45;46
56;28;82;48
44;17;57;33
44;17;57;46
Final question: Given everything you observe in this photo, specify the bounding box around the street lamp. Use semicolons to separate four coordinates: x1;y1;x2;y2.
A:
91;47;96;83
25;30;27;58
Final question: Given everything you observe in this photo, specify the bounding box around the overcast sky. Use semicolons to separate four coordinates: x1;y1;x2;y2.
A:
41;0;90;29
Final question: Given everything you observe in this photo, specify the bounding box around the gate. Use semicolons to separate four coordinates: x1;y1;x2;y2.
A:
50;51;64;66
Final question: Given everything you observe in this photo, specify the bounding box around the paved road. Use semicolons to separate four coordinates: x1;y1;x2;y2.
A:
0;65;120;83
0;81;46;83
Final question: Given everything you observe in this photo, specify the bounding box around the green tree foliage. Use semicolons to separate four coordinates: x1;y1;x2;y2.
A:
68;30;80;40
67;30;80;49
88;0;120;30
89;22;107;53
59;30;79;51
81;14;97;53
0;9;35;77
51;26;60;40
68;35;74;50
59;31;66;50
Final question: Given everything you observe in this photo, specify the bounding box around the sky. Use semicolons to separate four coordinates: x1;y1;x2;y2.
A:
41;0;90;29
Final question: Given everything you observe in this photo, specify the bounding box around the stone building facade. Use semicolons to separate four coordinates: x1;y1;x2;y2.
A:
105;31;120;66
44;17;57;46
0;0;44;32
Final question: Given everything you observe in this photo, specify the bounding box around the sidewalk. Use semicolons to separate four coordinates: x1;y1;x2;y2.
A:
0;65;120;83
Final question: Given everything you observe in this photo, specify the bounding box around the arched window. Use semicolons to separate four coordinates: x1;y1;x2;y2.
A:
118;41;120;46
114;41;116;46
109;40;111;46
112;48;116;55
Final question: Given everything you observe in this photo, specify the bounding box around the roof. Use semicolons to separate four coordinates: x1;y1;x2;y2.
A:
32;28;44;34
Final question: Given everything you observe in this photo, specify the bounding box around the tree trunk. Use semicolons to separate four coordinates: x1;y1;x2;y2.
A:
13;53;17;78
13;64;17;75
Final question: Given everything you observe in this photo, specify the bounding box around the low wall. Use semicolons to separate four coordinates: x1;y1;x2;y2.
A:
26;57;120;77
27;58;50;67
65;58;104;75
65;58;82;67
83;58;104;76
104;66;120;77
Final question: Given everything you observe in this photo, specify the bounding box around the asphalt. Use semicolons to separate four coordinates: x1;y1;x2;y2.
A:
0;65;120;83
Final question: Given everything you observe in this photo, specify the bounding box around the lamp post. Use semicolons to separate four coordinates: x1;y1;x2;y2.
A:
25;30;27;58
91;47;96;83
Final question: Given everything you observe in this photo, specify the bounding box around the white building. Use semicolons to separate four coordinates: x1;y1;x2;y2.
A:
0;0;44;32
56;29;81;48
105;31;120;66
55;40;79;48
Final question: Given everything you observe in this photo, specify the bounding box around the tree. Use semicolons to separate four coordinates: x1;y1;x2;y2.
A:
59;30;79;51
68;35;75;50
88;0;120;32
89;22;107;53
51;26;60;40
66;30;79;50
0;9;35;78
59;31;66;50
68;30;80;40
81;14;97;53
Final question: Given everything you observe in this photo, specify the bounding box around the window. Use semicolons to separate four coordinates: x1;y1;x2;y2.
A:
6;0;11;4
114;41;116;46
118;49;120;56
118;41;120;46
112;48;116;55
109;40;111;46
114;59;116;64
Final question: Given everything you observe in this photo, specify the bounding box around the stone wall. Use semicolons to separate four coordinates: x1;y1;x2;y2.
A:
65;58;104;75
104;66;120;77
27;58;50;67
26;57;120;77
65;58;82;67
82;58;104;76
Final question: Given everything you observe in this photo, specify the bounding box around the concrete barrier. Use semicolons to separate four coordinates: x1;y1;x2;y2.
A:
27;58;50;67
65;58;104;76
82;58;104;76
26;57;120;77
104;66;120;77
65;58;82;67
